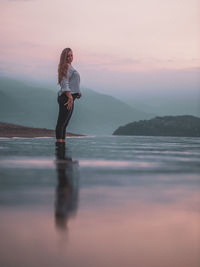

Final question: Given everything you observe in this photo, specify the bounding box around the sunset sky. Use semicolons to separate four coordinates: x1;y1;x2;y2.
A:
0;0;199;96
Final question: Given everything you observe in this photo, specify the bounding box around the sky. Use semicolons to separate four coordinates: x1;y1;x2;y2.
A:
0;0;199;98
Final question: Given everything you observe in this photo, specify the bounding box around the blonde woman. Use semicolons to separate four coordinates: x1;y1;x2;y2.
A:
56;48;82;144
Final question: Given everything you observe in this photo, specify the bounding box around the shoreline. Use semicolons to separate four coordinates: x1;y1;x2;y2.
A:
0;122;86;138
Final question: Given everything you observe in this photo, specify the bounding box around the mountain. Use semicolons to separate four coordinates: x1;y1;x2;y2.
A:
113;115;200;137
121;91;200;117
0;76;154;135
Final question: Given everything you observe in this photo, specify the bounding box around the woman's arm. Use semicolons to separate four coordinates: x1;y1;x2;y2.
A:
61;65;73;110
60;64;72;97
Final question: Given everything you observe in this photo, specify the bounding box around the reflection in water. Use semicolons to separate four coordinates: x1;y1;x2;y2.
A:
0;136;199;267
55;143;80;231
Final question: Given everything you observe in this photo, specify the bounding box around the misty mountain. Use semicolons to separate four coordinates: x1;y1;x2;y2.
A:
0;76;154;135
120;89;200;117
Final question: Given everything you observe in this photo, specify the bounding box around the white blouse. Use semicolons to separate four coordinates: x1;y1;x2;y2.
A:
58;65;81;96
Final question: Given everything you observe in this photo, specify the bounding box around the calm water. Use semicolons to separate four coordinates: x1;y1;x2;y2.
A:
0;135;200;267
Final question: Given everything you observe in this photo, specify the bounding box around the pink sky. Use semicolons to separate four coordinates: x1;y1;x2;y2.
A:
0;0;199;93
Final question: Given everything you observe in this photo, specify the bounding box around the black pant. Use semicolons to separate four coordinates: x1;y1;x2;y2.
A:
56;93;79;139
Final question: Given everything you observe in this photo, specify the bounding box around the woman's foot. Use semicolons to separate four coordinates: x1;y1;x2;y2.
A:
56;139;66;143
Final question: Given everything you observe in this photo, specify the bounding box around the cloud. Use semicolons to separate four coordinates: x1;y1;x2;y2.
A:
6;0;34;2
78;52;200;73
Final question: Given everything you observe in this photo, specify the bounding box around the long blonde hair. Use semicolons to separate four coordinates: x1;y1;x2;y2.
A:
57;48;72;85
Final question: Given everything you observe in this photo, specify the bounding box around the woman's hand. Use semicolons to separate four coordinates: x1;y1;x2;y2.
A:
64;96;73;110
76;93;82;99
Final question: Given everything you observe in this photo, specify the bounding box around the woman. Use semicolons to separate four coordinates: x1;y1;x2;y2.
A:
56;48;82;144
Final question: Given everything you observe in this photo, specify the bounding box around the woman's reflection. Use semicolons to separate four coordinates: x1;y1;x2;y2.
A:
55;143;80;231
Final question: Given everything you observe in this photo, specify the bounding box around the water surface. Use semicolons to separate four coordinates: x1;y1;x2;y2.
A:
0;136;200;267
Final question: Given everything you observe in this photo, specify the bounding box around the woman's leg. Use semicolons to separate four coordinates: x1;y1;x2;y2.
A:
56;94;77;142
56;94;68;141
61;101;74;141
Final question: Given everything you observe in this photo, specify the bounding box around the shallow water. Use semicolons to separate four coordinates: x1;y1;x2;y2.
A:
0;135;200;267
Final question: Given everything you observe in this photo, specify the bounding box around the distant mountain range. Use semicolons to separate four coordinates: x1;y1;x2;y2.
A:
121;91;200;117
113;115;200;137
0;76;154;135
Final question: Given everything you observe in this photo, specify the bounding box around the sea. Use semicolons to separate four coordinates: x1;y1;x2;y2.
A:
0;135;200;267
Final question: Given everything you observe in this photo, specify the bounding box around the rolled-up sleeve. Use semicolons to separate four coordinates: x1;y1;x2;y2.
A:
60;76;71;92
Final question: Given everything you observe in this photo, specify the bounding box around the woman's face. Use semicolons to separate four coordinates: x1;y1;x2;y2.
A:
67;50;73;64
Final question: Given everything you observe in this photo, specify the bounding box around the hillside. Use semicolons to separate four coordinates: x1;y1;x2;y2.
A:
113;115;200;137
0;122;85;138
0;76;154;135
